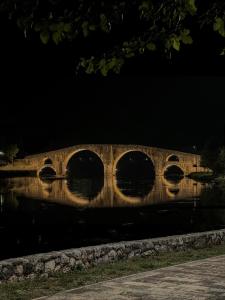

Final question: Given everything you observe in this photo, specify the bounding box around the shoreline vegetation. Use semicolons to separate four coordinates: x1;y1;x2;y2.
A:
1;244;225;300
187;171;214;182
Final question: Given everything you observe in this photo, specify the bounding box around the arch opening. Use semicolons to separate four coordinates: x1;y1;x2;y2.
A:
115;151;155;197
167;155;179;162
39;167;56;179
168;187;180;196
66;150;104;200
44;158;53;165
164;165;184;180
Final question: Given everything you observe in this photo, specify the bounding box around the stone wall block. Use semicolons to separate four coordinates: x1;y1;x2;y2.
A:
1;229;225;283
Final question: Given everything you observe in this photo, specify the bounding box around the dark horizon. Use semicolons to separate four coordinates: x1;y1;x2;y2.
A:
1;14;225;156
1;75;224;155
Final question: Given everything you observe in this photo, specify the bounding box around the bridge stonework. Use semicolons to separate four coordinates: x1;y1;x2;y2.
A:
0;144;207;176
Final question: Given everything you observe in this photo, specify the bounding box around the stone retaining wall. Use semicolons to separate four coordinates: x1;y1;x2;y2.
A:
1;229;225;283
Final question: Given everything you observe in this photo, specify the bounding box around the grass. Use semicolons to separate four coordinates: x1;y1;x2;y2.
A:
1;244;225;299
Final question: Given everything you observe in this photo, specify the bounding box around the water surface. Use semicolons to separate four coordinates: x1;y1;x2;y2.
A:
0;175;224;260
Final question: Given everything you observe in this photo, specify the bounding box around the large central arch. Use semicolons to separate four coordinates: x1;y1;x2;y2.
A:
64;149;105;175
113;150;155;177
65;149;104;200
114;150;155;199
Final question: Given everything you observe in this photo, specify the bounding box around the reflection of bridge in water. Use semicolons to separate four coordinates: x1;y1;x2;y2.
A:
5;175;203;208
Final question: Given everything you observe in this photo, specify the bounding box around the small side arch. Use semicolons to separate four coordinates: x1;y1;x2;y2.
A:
166;187;180;198
166;154;180;162
38;166;57;178
43;158;53;165
163;165;184;178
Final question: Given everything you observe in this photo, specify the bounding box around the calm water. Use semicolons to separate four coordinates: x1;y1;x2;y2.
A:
0;175;224;260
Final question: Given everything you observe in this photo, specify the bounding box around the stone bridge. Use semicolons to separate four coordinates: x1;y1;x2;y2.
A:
0;144;206;177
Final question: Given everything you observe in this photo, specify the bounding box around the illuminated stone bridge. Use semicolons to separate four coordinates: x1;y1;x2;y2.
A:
0;144;206;176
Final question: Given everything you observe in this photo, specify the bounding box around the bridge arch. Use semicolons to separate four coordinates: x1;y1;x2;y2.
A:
43;158;53;165
113;150;155;203
37;177;54;196
65;149;104;203
112;175;155;205
166;186;180;198
113;150;155;177
38;166;57;178
161;175;181;198
64;149;105;176
166;154;180;162
163;164;185;178
64;185;99;206
113;178;145;204
64;180;104;206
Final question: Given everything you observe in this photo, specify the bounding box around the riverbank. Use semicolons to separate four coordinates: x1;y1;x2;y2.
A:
1;229;225;284
1;243;225;300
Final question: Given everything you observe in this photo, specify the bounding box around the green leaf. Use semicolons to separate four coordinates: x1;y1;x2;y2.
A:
186;0;197;15
165;39;172;50
107;57;119;69
80;58;87;68
40;31;49;44
100;14;109;32
52;31;61;44
100;65;108;76
113;58;124;74
214;18;225;37
220;48;225;55
86;62;94;74
146;42;156;51
63;23;72;32
182;29;190;36
82;21;89;37
139;1;150;10
182;35;193;44
180;29;193;45
214;17;224;31
139;47;145;54
123;41;129;47
125;52;135;58
99;58;106;68
172;38;180;51
165;36;181;51
89;24;96;31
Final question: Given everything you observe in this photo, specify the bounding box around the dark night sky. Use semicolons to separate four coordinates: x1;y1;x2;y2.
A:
1;16;225;155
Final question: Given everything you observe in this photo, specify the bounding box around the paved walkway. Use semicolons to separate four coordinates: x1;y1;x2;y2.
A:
39;255;225;299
